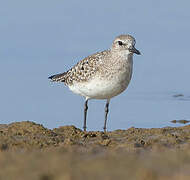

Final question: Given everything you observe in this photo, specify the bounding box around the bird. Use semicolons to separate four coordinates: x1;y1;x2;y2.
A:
49;34;141;132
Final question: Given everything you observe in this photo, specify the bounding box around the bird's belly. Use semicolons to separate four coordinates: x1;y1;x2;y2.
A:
69;72;131;99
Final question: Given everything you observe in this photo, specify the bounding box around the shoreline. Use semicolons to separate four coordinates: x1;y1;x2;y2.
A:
0;121;190;179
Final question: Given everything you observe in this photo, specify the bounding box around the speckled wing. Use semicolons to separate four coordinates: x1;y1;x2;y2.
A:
48;50;109;86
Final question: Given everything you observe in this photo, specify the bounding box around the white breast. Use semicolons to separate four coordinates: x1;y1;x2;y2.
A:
68;64;132;100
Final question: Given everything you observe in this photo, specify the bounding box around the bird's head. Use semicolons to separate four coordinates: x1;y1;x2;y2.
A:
112;34;141;55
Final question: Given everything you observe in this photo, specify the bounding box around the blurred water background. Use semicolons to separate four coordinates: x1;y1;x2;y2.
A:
1;0;190;130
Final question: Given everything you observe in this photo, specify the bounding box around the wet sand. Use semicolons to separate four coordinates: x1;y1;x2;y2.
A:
0;121;190;180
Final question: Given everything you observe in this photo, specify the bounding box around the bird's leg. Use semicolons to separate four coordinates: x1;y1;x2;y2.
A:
103;99;110;132
83;99;88;132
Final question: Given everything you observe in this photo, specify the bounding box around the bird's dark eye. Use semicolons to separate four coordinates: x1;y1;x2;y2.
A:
118;41;123;46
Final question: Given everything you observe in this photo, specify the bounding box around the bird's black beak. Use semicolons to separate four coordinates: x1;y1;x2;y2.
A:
129;46;141;55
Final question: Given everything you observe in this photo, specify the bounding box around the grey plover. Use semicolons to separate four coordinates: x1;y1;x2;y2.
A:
49;34;141;132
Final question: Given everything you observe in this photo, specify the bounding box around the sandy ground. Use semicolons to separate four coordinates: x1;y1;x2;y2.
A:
0;121;190;180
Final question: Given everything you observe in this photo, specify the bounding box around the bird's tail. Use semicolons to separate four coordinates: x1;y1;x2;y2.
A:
48;72;67;82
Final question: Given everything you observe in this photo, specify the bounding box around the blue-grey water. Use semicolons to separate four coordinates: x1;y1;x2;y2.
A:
1;0;190;130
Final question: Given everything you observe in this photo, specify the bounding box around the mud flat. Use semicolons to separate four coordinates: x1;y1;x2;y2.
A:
0;121;190;180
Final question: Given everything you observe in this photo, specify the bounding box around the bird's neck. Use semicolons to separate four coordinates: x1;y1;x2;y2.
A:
111;49;133;62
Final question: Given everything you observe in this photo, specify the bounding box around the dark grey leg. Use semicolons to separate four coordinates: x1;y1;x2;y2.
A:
83;99;88;132
103;99;110;132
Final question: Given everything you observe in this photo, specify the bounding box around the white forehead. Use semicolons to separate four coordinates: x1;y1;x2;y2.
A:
114;34;136;45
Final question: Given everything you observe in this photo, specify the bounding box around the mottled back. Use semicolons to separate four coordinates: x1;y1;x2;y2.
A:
49;50;110;85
